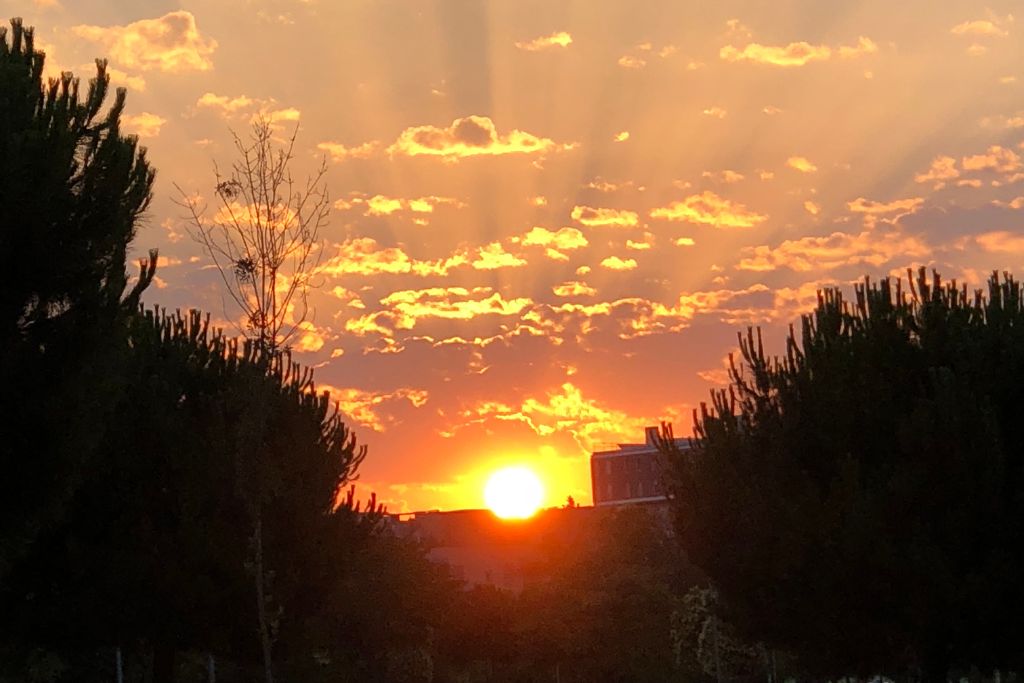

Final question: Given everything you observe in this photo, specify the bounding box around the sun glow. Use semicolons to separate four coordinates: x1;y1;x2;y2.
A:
484;466;544;519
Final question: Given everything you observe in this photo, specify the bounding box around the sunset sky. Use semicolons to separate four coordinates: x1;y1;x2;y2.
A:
9;0;1024;512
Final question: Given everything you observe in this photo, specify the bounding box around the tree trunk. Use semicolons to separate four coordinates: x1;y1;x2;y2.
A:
153;641;176;683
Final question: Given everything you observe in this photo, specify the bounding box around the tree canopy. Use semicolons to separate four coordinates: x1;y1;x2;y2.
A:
0;17;156;581
662;268;1024;681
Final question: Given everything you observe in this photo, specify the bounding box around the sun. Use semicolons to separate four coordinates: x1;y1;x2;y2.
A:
484;466;544;519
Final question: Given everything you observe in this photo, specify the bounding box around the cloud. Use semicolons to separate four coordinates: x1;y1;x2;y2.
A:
553;281;597;297
462;382;659;452
387;115;569;160
737;229;931;272
650;190;767;228
915;156;960;187
703;106;728;119
614;131;630;142
787;156;818;173
720;36;876;67
334;193;463;219
73;11;216;73
571;205;640;227
618;55;647;69
350;288;534;334
320;237;468;277
702;170;744;183
962;145;1021;173
600;256;638;271
472;242;527;270
122;112;166;138
321;384;429;432
975;230;1024;253
317;140;380;161
519;227;588;251
847;197;924;215
951;18;1011;37
804;200;821;215
515;31;573;51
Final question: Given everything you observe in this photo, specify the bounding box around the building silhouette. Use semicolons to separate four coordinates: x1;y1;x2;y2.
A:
590;425;690;506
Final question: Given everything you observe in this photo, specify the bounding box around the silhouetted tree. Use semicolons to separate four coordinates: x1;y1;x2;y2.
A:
661;268;1024;681
0;17;155;580
1;309;368;682
176;115;331;682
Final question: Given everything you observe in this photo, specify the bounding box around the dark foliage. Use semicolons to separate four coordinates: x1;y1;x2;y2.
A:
661;269;1024;681
0;17;156;581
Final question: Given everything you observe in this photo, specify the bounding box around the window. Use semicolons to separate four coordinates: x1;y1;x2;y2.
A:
637;481;645;497
605;460;612;475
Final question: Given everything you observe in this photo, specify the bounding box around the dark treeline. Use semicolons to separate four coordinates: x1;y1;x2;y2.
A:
4;14;1024;683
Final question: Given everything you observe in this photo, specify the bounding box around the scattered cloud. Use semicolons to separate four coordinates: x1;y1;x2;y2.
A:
553;281;597;297
614;131;630;142
650;191;767;228
720;36;876;67
915;155;960;188
571;205;640;228
738;229;930;272
787;156;818;173
519;227;588;252
73;11;217;72
334;193;463;219
122;112;166;138
600;256;638;271
951;16;1012;38
322;384;429;432
317;140;380;161
703;106;728;119
472;242;527;270
515;31;573;51
320;238;468;278
618;55;647;69
387;115;570;160
975;230;1024;253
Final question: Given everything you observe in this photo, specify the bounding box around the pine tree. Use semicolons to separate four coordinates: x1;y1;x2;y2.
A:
0;17;156;580
661;268;1024;681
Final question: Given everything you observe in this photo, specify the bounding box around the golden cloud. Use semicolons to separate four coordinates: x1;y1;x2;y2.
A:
571;205;640;227
804;200;821;215
721;36;876;66
649;190;766;228
975;231;1024;253
951;19;1010;37
787;156;818;173
600;256;638;271
520;226;588;251
846;197;924;214
472;243;527;270
515;31;573;51
122;112;166;138
463;382;657;453
320;384;429;433
915;156;960;187
356;289;534;332
387;115;568;160
614;131;630;142
703;169;744;183
73;11;216;72
703;106;728;119
962;145;1021;173
618;55;647;69
737;229;931;272
317;140;379;161
553;281;597;297
320;237;468;277
334;193;463;217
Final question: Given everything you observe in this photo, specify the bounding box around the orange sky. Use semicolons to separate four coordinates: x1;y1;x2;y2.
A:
10;0;1024;512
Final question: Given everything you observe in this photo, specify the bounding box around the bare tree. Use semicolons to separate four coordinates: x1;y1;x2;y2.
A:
176;116;330;683
177;115;329;351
